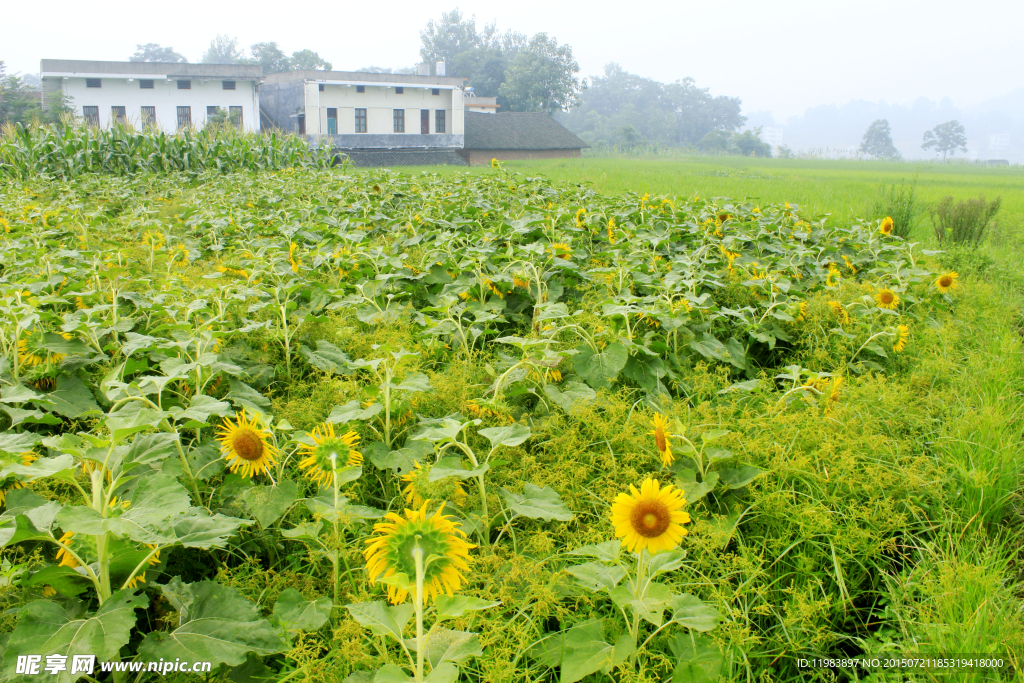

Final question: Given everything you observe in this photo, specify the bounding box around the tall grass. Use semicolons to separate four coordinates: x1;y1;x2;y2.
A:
0;121;333;180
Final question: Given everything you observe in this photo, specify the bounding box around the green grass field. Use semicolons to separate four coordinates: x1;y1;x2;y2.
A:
1;149;1023;682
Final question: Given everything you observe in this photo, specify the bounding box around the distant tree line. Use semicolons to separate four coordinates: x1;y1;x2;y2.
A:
129;37;332;74
0;60;72;126
860;118;969;161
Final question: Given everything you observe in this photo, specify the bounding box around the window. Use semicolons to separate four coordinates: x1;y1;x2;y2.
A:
355;108;367;133
207;105;219;118
139;79;154;89
223;80;236;90
435;109;446;133
356;85;365;93
327;108;337;134
298;114;305;135
177;80;191;90
229;106;243;128
86;78;101;88
176;106;191;129
432;88;439;96
318;84;324;92
395;87;404;94
420;109;429;134
393;109;405;133
111;106;126;125
83;106;99;126
141;106;156;128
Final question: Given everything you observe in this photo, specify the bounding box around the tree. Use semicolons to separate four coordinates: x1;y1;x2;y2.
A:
248;42;291;74
922;120;967;160
130;44;188;63
734;128;772;157
290;49;332;71
202;35;245;64
0;66;42;126
860;119;900;159
419;9;483;74
499;33;582;113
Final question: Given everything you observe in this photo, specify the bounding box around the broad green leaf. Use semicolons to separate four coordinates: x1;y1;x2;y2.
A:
477;424;531;450
346;601;414;641
24;565;92;597
390;372;431;393
573;342;627;389
0;454;75;483
716;464;765;490
434;595;500;619
0;510;56;547
567;540;621;562
45;375;102;419
430;461;489;481
241;480;299;528
40;333;92;356
327;399;383;424
299;340;353;375
105;403;168;443
372;665;413;683
282;520;323;544
566;562;626;592
610;581;674;627
543;381;596;413
500;482;573;522
675;470;719;504
670;633;724;683
177;394;232;425
409;628;481;667
273;588;331;632
166;511;252;548
1;405;62;427
0;385;51;405
2;589;147;683
423;663;459;683
138;580;288;668
226;378;272;416
0;431;44;455
648;548;687;576
699;429;730;444
122;432;179;472
668;594;722;632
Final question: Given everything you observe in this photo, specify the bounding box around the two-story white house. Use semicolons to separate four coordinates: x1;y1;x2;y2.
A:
40;59;262;132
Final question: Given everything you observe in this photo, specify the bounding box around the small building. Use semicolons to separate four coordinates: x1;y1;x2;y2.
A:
459;111;589;165
463;89;498;114
762;127;783;146
259;69;466;152
40;60;262;132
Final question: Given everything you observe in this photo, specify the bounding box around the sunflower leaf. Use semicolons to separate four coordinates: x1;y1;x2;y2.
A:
241;480;298;528
668;594;722;632
272;588;332;633
434;595;500;619
500;482;573;522
370;664;413;683
670;633;724;683
346;601;409;642
610;581;674;627
566;562;626;592
567;540;621;562
477;424;531;450
648;549;687;576
327;400;383;425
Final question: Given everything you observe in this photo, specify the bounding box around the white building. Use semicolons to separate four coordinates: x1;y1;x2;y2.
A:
990;133;1011;151
762;127;783;146
463;88;498;114
40;60;262;132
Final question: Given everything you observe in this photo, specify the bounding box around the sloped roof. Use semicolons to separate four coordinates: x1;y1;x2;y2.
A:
340;150;468;167
464;112;589;150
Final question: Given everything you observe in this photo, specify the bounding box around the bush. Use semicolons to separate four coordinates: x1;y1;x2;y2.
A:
931;194;1002;246
871;177;919;239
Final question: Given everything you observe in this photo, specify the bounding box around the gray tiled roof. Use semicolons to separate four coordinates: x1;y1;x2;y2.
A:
340;150;468;167
464;112;589;150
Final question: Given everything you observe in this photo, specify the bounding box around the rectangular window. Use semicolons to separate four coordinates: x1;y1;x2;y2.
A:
86;78;101;88
139;79;154;89
432;88;439;95
355;108;367;133
141;106;156;128
229;106;243;128
393;109;405;133
111;106;126;125
298;114;305;135
356;85;365;93
176;106;191;129
395;87;404;94
207;105;218;118
83;106;99;126
318;84;324;91
420;109;429;134
435;109;446;133
177;80;191;90
223;80;236;90
327;108;337;135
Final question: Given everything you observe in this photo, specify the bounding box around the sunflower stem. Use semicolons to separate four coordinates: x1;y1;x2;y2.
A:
413;541;426;683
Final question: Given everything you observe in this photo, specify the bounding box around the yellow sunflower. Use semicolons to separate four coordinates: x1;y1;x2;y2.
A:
296;422;361;487
893;324;910;353
401;461;468;509
55;531;78;568
880;216;894;235
549;242;572;259
607;218;617;245
216;410;278;478
288;242;301;274
875;288;900;310
828;300;850;325
364;502;475;605
935;271;959;294
650;413;673;466
611;478;691;554
17;331;71;367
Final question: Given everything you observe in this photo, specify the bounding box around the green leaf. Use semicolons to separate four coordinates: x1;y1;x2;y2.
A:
241;480;299;528
40;333;93;356
0;454;75;483
669;594;722;632
299;340;353;375
423;663;459;683
573;342;627;389
390;372;431;393
533;619;630;683
430;461;489;481
670;634;724;683
177;394;232;425
700;429;730;443
0;385;50;405
273;588;331;632
327;399;383;424
675;470;718;504
105;403;168;443
372;665;413;683
412;628;481;667
567;540;621;562
0;431;45;455
434;595;500;619
2;589;147;683
346;601;414;641
138;579;288;668
610;581;674;627
647;548;688;576
543;381;597;413
500;482;573;522
122;432;179;472
45;375;102;420
715;464;765;490
24;565;92;597
226;378;272;417
477;423;531;450
566;562;626;592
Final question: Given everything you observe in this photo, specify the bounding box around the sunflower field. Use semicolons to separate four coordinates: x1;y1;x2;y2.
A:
0;158;1020;683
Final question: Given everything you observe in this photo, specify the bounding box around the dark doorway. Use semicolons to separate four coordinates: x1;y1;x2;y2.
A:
420;109;429;134
298;114;305;135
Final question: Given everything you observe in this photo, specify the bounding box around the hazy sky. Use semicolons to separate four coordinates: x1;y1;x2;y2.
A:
5;0;1021;120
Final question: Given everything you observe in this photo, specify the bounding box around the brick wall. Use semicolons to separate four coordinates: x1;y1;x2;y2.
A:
460;149;582;165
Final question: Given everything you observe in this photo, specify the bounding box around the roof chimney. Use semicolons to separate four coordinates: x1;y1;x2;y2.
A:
417;63;429;76
436;61;446;77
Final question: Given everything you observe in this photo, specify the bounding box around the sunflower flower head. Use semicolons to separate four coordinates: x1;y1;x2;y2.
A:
610;479;691;554
56;531;78;568
875;288;900;310
216;409;278;478
893;324;910;353
401;461;468;509
364;502;475;605
880;217;894;235
828;300;850;324
935;271;959;294
297;423;361;487
650;413;673;466
607;218;617;245
288;242;301;274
